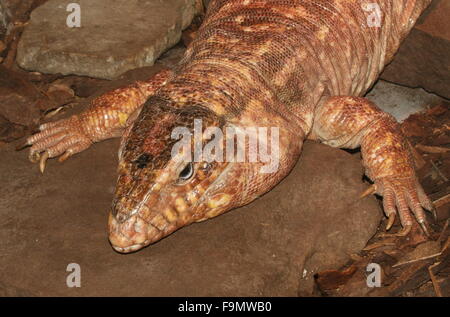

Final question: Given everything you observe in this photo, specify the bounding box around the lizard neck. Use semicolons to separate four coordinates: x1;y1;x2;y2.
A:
157;69;307;139
156;51;309;137
156;69;239;119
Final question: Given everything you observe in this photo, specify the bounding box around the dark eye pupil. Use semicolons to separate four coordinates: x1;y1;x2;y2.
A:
179;163;193;180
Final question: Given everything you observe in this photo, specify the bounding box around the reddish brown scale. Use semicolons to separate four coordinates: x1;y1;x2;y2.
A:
143;113;177;156
27;1;433;252
313;96;433;232
27;69;173;163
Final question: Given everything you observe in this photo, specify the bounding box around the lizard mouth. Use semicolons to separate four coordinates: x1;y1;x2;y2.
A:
112;243;146;253
108;212;168;254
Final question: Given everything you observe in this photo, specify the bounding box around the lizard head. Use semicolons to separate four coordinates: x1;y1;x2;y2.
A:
108;97;248;253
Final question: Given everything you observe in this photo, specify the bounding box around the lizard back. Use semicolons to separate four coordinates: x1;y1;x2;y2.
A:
158;0;431;131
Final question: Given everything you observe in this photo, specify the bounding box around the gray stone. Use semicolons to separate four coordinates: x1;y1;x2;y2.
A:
16;0;198;79
366;80;445;123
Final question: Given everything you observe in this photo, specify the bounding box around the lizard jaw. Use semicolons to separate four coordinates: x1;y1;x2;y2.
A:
108;212;168;253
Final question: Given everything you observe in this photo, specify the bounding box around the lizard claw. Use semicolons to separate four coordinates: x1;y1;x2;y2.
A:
39;151;49;174
360;184;376;199
395;224;412;237
419;221;430;237
16;140;31;151
374;176;434;237
25;115;93;172
379;223;412;238
386;212;396;231
58;150;73;163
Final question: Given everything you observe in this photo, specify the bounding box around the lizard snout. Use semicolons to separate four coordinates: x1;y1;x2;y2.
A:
108;212;164;253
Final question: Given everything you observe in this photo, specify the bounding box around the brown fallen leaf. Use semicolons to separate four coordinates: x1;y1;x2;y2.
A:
363;240;396;251
393;241;442;267
48;82;74;94
314;266;358;291
426;105;448;116
0;114;27;143
410;145;427;169
416;144;450;154
428;262;443;297
433;194;450;208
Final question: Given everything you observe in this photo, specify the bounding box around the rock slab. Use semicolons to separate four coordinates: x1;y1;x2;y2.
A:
380;0;450;99
16;0;198;79
0;65;40;129
0;138;381;296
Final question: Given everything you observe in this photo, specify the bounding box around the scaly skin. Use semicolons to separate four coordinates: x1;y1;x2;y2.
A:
26;0;433;253
26;69;173;167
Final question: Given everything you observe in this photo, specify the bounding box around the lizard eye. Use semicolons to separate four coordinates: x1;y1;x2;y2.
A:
179;162;194;180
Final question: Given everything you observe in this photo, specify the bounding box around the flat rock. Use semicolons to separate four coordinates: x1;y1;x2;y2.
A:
0;65;40;128
16;0;198;79
0;114;26;142
380;0;450;99
0;136;381;296
59;45;186;100
366;80;444;122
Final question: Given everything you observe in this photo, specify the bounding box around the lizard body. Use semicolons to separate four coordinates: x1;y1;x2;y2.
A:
26;0;434;253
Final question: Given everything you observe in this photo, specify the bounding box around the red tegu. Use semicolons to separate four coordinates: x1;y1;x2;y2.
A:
24;0;434;253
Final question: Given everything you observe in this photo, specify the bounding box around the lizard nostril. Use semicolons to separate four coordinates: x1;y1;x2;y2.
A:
116;213;128;223
111;195;142;224
111;200;120;218
111;200;139;224
111;200;129;223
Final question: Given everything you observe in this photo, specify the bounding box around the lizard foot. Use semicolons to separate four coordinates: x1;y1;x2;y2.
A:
363;176;435;237
24;115;93;173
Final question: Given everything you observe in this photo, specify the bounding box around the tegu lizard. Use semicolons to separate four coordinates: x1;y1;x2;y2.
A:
24;0;435;253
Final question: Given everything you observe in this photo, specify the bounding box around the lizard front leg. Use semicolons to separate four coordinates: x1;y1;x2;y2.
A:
312;96;434;236
25;69;172;172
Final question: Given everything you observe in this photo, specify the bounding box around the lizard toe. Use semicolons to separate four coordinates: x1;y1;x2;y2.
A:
375;176;432;237
26;116;93;170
